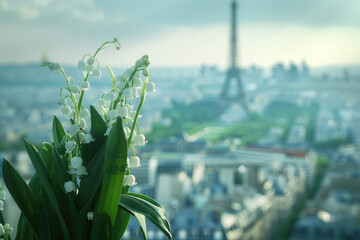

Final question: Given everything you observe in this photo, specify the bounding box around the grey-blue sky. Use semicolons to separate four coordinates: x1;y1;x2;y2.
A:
0;0;359;67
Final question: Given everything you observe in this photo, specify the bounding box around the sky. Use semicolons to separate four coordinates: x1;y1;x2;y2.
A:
0;0;360;68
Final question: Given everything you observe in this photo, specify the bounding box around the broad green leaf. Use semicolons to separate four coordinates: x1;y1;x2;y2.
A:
52;116;66;149
2;158;41;232
112;208;131;240
24;140;71;240
41;142;55;178
90;213;112;240
95;117;127;224
37;210;51;240
16;214;35;240
119;194;172;240
52;148;70;191
76;144;105;208
124;209;147;240
84;105;107;164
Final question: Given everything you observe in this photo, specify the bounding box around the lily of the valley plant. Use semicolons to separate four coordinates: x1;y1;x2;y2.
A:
1;38;171;240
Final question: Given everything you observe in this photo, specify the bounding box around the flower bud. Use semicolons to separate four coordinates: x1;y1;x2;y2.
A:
129;156;141;168
87;57;95;65
71;156;83;168
142;68;149;77
65;141;76;153
80;109;90;118
64;181;76;193
80;81;90;91
57;96;66;105
92;69;101;78
135;59;145;68
146;82;156;92
78;60;86;69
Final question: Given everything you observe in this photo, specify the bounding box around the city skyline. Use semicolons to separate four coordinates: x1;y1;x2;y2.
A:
0;0;360;68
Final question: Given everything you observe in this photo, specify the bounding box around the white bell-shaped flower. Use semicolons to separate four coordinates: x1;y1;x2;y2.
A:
117;106;128;118
84;64;94;73
0;200;4;211
116;80;126;89
146;82;156;92
116;75;126;82
64;181;76;193
57;96;66;105
95;98;106;107
80;109;90;119
75;166;88;176
131;87;139;98
70;85;80;94
61;105;72;116
87;212;94;221
122;175;136;186
92;69;101;78
123;127;131;138
84;133;94;143
67;124;80;136
123;88;132;98
133;134;146;146
80;81;90;91
135;59;145;68
108;109;119;120
79;118;87;129
132;77;142;88
4;223;12;234
104;92;116;101
129;156;141;168
128;110;136;120
0;224;4;235
78;60;86;69
65;141;76;153
0;191;6;201
71;156;83;169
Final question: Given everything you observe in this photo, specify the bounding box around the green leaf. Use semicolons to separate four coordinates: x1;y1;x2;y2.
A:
24;140;71;240
128;210;147;240
52;116;66;149
119;194;172;240
16;214;35;240
37;210;51;240
76;144;105;208
90;213;112;240
2;158;41;232
52;148;70;191
41;142;55;178
112;208;131;240
84;105;107;164
95;117;127;224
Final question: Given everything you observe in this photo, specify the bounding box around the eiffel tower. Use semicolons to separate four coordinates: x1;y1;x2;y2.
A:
221;0;248;112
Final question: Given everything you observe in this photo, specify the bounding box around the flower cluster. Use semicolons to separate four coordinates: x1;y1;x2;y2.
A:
45;38;155;194
0;189;13;238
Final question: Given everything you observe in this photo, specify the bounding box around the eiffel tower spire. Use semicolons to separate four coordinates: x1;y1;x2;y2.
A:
221;0;248;112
